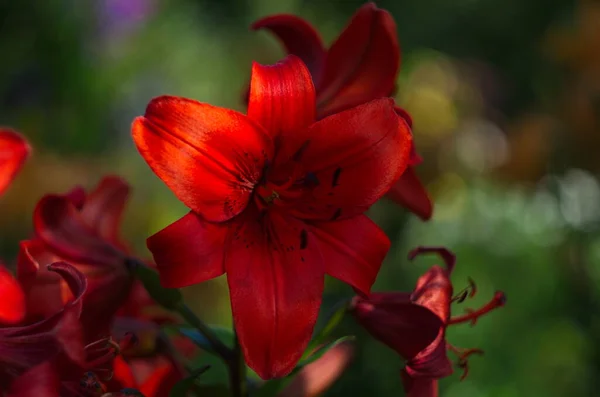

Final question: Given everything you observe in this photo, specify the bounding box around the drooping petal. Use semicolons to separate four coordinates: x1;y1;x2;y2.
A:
6;361;60;397
34;195;125;266
132;96;273;222
411;265;453;323
311;215;389;295
80;176;130;243
251;15;326;86
0;129;30;197
386;167;433;221
0;265;25;325
317;3;400;117
226;209;324;379
248;55;316;148
287;98;411;221
352;293;443;359
147;211;227;288
405;330;453;379
401;372;439;397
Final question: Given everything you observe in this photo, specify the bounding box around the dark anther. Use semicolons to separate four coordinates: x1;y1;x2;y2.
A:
331;208;342;221
300;229;308;250
305;172;319;186
258;160;271;185
331;167;342;187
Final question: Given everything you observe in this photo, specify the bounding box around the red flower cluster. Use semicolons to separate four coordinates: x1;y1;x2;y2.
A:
352;247;506;397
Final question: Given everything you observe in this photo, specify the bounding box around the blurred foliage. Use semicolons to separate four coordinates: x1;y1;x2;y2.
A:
1;0;599;395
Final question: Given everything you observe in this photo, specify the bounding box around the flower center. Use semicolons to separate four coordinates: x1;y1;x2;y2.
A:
253;161;309;211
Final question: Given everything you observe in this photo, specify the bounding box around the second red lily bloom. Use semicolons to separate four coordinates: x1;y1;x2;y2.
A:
132;55;412;378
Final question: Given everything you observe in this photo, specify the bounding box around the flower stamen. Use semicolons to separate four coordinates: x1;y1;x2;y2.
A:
448;291;506;326
447;345;484;380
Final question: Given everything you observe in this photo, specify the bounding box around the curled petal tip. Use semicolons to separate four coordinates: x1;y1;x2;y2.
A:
407;246;456;273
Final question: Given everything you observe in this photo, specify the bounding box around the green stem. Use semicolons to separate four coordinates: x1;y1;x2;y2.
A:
229;330;248;397
176;303;234;362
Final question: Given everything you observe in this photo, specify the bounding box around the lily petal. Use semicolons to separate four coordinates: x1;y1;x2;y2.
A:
226;210;324;379
317;3;400;116
311;215;389;295
251;15;326;86
0;129;30;197
400;372;439;397
405;330;453;379
139;361;181;397
132;96;273;222
0;265;25;325
6;361;60;397
248;55;316;148
34;195;125;266
386;167;433;221
147;211;227;288
411;265;453;322
80;176;130;243
288;98;411;221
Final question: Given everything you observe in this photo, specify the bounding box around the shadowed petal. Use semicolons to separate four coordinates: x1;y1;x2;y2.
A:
34;195;125;266
226;210;324;379
251;15;326;86
0;129;30;197
317;3;400;116
401;372;439;397
248;56;316;147
405;330;453;379
386;167;433;221
286;98;411;221
147;212;227;288
80;176;130;243
132;96;273;222
6;361;60;397
311;215;389;295
0;265;25;325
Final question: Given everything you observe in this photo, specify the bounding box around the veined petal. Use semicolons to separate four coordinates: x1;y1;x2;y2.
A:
311;215;389;295
0;265;25;325
248;56;316;146
288;98;411;221
80;176;131;243
226;209;324;379
6;361;60;397
386;167;433;221
317;3;400;116
411;265;453;322
34;195;125;266
147;212;227;288
251;15;326;86
0;129;30;197
133;96;273;222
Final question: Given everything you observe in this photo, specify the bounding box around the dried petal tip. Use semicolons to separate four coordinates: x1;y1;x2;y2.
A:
449;291;506;326
407;246;456;274
448;346;484;381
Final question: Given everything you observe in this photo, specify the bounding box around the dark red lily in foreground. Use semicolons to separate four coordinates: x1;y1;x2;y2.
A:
132;55;411;378
352;247;506;397
18;176;134;340
0;129;30;197
251;2;432;219
0;262;86;393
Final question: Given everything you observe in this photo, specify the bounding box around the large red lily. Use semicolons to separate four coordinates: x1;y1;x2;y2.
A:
132;55;411;378
251;2;432;219
17;176;134;340
352;247;506;397
0;262;86;393
0;129;30;197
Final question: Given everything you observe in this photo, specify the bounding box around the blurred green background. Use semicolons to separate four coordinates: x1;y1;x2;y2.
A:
1;0;599;396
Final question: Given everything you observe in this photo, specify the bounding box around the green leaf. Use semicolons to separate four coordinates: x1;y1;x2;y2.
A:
189;351;230;387
179;325;235;354
132;262;182;310
169;365;211;397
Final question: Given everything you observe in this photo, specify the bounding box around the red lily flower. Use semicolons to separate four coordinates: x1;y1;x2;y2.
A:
17;176;134;340
251;2;432;219
0;129;30;197
0;262;86;391
132;55;411;378
351;247;506;397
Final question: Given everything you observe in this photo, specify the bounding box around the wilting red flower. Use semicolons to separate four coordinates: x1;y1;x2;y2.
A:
0;262;86;392
251;2;432;219
352;247;506;397
132;55;411;378
17;176;134;340
0;129;30;197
